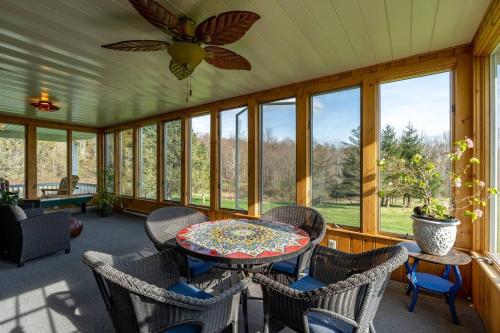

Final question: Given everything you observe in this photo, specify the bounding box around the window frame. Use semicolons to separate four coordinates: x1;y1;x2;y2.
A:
71;130;98;195
137;123;158;201
490;50;500;261
218;105;249;213
36;127;68;198
163;118;182;204
377;70;454;237
259;97;298;214
0;123;26;198
119;128;134;197
188;113;211;207
310;85;362;230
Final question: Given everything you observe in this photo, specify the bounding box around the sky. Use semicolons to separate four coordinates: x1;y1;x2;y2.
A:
191;71;451;144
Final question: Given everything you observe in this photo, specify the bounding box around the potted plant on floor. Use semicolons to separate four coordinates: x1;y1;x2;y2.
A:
93;166;118;217
378;137;497;256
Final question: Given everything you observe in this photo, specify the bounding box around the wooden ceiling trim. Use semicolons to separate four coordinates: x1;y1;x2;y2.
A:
473;0;500;55
0;113;98;132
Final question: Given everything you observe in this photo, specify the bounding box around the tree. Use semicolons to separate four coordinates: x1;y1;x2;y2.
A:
164;122;182;200
190;132;210;204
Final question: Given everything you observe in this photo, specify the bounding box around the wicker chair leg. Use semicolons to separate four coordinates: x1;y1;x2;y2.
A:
65;248;71;254
242;289;249;333
17;261;24;268
263;315;270;333
231;320;238;333
369;322;376;333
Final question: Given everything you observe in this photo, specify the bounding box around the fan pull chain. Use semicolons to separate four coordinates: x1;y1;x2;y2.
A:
186;76;193;103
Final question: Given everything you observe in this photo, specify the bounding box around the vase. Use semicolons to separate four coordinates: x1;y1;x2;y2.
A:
411;215;460;256
99;206;114;217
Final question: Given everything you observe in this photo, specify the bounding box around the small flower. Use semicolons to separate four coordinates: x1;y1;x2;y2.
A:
479;181;485;187
474;209;483;218
470;157;480;164
466;138;474;148
454;148;463;157
454;177;462;188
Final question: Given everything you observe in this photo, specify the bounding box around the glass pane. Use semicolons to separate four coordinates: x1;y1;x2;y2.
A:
164;120;182;202
0;124;25;198
138;125;157;199
37;128;67;197
120;129;134;196
312;87;361;227
104;132;114;192
72;131;97;194
260;98;296;213
379;72;451;235
220;107;248;210
189;114;211;206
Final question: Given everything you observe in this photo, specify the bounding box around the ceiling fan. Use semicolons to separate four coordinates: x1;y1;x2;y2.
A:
102;0;260;81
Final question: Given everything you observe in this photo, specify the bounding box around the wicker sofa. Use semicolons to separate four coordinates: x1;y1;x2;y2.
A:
0;205;70;267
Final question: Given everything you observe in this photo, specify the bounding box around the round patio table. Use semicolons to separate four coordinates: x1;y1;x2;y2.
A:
176;218;311;268
176;219;311;333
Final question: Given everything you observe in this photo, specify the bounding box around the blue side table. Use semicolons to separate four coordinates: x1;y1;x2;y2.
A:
398;242;471;325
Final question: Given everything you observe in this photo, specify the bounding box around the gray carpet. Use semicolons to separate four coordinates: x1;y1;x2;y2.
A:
0;212;486;333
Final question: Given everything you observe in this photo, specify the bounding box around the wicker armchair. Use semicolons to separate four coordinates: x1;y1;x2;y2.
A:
83;248;250;333
145;206;226;286
0;205;70;267
260;205;326;281
253;245;408;333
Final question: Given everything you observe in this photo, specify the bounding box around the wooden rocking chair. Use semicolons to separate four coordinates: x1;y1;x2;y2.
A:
41;175;79;198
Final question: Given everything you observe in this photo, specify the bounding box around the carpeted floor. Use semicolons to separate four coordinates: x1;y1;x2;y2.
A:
0;212;487;333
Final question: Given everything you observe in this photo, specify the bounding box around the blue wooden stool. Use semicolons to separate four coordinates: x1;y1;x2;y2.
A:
398;242;471;325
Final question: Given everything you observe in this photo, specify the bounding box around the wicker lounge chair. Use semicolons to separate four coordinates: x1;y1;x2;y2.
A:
145;206;226;286
0;205;70;266
253;245;408;333
260;205;326;282
83;248;250;333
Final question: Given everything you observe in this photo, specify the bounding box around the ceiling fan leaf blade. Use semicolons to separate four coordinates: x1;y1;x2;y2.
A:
128;0;179;35
204;46;251;70
102;40;169;51
169;59;194;80
195;11;260;45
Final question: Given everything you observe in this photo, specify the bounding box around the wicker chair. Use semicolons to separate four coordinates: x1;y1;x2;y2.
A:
253;245;408;333
83;248;250;333
0;205;70;267
145;206;225;286
260;205;326;281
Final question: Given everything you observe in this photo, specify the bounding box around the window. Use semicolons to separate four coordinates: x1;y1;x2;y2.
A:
37;128;67;197
164;119;182;202
189;114;211;206
379;72;451;235
104;132;114;192
220;107;248;211
260;98;296;213
119;129;134;196
72;131;97;194
312;87;361;227
0;123;25;197
491;50;500;256
138;124;157;200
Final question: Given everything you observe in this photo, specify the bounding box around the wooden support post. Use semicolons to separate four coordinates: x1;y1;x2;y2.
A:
181;115;189;206
67;130;73;197
210;110;219;212
133;127;139;199
296;87;310;206
157;121;164;202
247;98;260;216
114;131;120;196
26;123;37;199
361;72;378;234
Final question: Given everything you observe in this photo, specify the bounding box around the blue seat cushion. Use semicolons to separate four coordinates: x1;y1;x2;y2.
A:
290;276;326;292
188;256;214;277
167;282;213;300
307;312;354;333
164;325;200;333
271;257;298;275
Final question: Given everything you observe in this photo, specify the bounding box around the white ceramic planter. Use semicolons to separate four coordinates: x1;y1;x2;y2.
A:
411;215;460;256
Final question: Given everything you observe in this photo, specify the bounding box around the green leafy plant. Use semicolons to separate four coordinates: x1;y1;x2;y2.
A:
92;166;118;211
0;189;21;205
378;137;497;221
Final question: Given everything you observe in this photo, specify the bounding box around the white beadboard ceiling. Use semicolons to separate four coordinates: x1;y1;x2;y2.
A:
0;0;491;127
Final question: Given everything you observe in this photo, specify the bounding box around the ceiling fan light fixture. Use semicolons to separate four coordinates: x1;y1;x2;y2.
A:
167;43;206;70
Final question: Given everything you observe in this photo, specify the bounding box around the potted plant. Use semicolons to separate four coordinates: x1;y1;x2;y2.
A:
92;166;118;217
378;137;497;256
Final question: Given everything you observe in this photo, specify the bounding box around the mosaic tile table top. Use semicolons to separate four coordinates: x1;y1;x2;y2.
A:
176;219;310;262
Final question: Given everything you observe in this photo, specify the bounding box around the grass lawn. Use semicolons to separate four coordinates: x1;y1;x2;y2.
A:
191;195;414;236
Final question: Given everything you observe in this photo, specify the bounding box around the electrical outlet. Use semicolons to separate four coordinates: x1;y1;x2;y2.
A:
328;239;337;249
